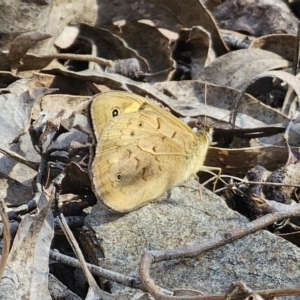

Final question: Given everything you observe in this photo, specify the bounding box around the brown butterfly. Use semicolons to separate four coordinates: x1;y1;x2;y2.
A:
89;91;211;212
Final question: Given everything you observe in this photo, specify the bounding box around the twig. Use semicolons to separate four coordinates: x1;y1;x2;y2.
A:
38;53;114;67
0;198;10;280
201;174;240;189
217;180;300;194
292;22;300;75
50;250;141;289
0;147;39;171
49;249;173;295
57;214;109;298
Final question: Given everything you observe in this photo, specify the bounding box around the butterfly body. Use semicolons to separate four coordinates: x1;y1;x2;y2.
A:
89;91;210;212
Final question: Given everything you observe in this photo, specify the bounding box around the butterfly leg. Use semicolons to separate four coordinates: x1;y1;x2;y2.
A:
200;166;222;192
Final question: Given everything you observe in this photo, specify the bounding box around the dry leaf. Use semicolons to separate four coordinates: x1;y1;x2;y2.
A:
0;0;97;70
106;21;173;82
212;0;299;36
174;27;216;79
97;0;228;56
0;173;33;206
78;24;149;74
7;31;52;70
249;34;296;62
0;78;54;185
197;49;290;88
153;80;289;127
206;145;290;175
0;193;53;299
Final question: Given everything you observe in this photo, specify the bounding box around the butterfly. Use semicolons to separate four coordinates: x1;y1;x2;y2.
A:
89;91;211;212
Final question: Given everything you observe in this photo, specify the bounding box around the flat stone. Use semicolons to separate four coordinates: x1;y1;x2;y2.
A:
83;178;300;297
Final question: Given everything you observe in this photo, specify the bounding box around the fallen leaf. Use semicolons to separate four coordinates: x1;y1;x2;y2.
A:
196;49;290;88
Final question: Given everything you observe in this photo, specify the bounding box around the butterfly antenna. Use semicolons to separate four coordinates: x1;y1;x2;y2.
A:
204;81;207;129
209;99;257;128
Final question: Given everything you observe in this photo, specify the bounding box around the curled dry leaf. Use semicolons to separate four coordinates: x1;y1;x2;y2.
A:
31;110;89;155
51;113;90;149
232;162;300;221
0;0;97;70
153;80;289;127
174;27;216;80
54;25;80;49
0;93;34;146
0;1;53;49
106;21;174;82
97;0;228;56
79;24;149;73
249;34;296;62
197;49;291;88
7;31;52;70
211;0;299;36
233;70;300;123
44;68;196;117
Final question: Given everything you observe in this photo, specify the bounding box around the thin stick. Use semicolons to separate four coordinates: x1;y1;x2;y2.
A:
37;53;114;67
0;147;39;171
204;82;207;127
293;22;300;76
216;180;300;194
0;199;10;280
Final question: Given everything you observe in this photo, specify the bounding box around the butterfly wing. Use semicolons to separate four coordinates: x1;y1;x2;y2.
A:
89;90;195;140
90;91;146;141
91;110;208;212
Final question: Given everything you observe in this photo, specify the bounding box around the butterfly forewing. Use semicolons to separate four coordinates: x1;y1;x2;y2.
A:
90;92;145;140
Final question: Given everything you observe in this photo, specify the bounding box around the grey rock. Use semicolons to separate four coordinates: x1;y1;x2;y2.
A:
83;178;300;297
